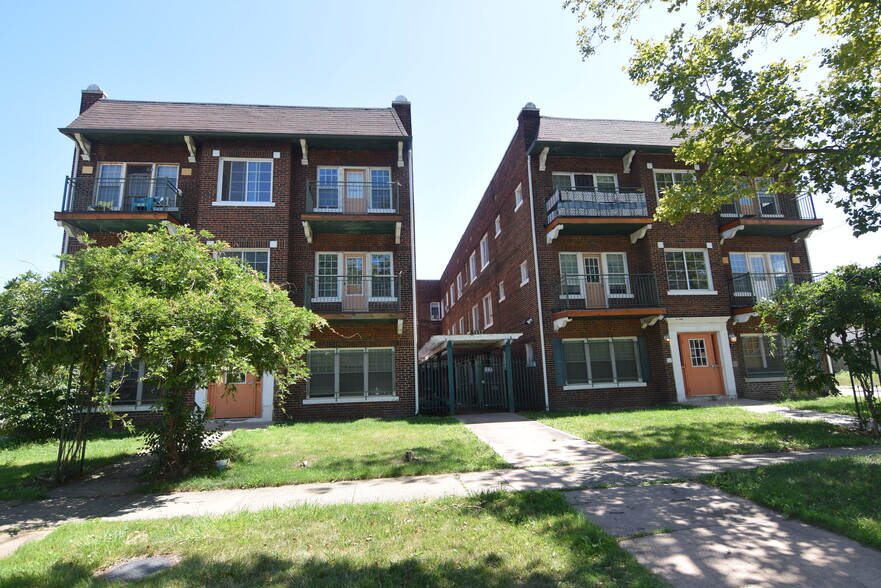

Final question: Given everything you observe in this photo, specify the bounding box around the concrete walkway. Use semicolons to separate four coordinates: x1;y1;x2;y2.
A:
682;396;865;428
567;482;881;587
456;412;627;466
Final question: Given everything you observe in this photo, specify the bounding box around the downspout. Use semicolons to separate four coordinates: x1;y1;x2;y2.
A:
526;155;550;411
408;143;420;414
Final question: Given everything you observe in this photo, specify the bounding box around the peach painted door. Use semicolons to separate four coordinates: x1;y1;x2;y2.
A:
342;254;368;312
583;255;607;309
678;333;725;396
344;169;368;214
207;373;261;419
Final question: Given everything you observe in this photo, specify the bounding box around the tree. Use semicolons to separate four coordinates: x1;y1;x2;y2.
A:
565;0;881;234
755;263;881;434
0;224;325;478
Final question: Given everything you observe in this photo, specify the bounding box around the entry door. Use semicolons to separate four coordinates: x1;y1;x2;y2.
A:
207;373;262;419
678;333;725;396
344;169;367;214
343;254;368;311
583;256;607;309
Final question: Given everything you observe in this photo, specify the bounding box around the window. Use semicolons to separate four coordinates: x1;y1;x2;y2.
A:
456;273;463;297
479;235;490;269
108;359;161;408
458;317;465;335
317;168;340;209
520;261;529;285
730;253;790;298
665;249;713;292
95;163;180;210
525;344;535;367
369;169;393;211
499;281;506;302
743;334;787;377
430;302;442;321
316;253;340;300
219;159;272;202
220;250;270;282
314;167;393;211
469;251;478;282
314;253;394;301
370;253;393;299
495;215;501;237
562;338;643;386
471;305;480;332
552;172;617;192
451;323;457;335
515;183;523;210
654;170;695;195
449;284;456;306
307;348;395;400
482;294;493;328
559;252;630;298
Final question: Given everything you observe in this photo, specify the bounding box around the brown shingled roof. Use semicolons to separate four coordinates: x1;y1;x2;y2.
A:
537;117;682;147
63;100;409;137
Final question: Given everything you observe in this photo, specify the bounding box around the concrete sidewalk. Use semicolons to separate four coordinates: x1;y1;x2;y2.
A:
456;412;627;466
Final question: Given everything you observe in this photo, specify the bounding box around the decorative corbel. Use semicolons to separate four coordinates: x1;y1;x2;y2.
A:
397;141;404;168
183;136;197;163
538;147;550;171
302;220;313;244
791;226;820;243
622;149;636;174
300;139;309;166
57;220;86;243
74;133;91;161
397;319;404;335
640;314;664;329
395;221;402;245
719;224;744;245
553;317;572;332
629;223;652;244
731;312;756;324
546;224;565;244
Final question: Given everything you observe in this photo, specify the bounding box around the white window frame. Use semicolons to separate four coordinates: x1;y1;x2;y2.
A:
469;251;478;282
95;162;181;211
312;252;395;302
449;284;456;306
742;333;788;380
471;304;480;332
430;302;442;321
495;215;501;237
107;359;160;411
498;281;506;302
561;337;646;390
480;234;490;269
482;293;494;328
215;157;275;206
314;166;395;213
458;317;465;335
456;273;464;297
451;323;457;335
525;344;536;367
552;172;619;191
514;183;523;210
520;261;529;286
220;248;270;282
729;252;790;296
558;252;632;300
653;169;695;197
664;248;716;295
305;347;397;403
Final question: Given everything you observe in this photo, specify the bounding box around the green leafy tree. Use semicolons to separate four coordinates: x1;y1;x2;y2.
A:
565;0;881;233
0;224;325;477
755;263;881;434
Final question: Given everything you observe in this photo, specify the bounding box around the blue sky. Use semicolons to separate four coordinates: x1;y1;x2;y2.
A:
1;0;878;284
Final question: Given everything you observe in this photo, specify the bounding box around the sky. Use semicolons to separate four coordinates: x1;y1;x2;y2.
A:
0;0;878;285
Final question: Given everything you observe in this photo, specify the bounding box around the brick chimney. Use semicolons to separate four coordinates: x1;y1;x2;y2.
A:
80;84;106;114
517;102;540;149
392;95;412;136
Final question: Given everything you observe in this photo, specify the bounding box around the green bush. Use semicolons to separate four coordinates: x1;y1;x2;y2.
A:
0;367;69;441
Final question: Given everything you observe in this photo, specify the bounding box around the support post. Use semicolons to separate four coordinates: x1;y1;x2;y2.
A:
505;339;515;412
446;340;456;415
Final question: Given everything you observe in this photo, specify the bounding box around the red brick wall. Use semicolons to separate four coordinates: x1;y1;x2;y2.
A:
416;279;442;348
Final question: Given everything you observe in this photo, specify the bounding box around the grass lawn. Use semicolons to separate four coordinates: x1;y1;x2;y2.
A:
0;433;143;501
703;455;881;550
161;417;509;492
779;394;866;418
0;491;665;588
524;405;873;460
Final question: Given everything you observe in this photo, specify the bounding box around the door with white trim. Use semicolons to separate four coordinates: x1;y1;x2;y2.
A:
343;254;368;311
344;169;367;214
583;255;607;308
678;332;725;396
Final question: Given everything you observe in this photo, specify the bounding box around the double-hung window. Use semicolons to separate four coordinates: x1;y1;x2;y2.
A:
370;169;393;211
471;305;480;332
562;338;643;386
743;334;786;377
482;294;494;328
469;252;478;282
316;253;341;300
220;250;270;282
430;302;442;321
654;170;695;195
495;215;501;236
729;253;790;299
480;235;490;269
219;159;272;203
456;273;464;297
552;172;617;192
515;184;523;210
498;281;506;302
108;359;161;408
307;348;395;400
317;168;340;210
370;253;393;300
449;284;456;306
520;261;529;285
665;249;713;293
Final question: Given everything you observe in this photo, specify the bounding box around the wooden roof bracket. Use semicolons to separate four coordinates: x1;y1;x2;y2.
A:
641;314;664;329
302;220;313;244
395;221;402;245
546;223;564;244
397;141;404;168
553;317;572;332
623;149;636;174
630;223;652;244
538;147;550;171
184;136;197;163
300;139;309;166
720;224;744;245
792;226;820;243
74;133;91;161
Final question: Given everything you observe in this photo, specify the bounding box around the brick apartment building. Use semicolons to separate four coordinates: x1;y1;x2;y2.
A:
55;85;417;424
417;103;823;413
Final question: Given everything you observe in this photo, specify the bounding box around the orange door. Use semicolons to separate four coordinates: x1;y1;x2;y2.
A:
207;373;261;419
344;169;367;214
583;256;607;309
678;333;725;396
342;254;368;311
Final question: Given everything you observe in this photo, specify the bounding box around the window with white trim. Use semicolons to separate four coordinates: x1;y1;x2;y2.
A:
563;338;643;386
654;170;695;195
471;305;480;332
743;334;787;377
456;273;463;297
458;317;465;334
729;253;790;298
307;348;395;400
495;215;501;237
108;360;161;408
559;252;630;298
220;250;270;282
315;167;394;211
430;302;442;321
95;163;181;210
499;281;506;302
514;183;523;210
665;249;713;292
314;253;394;301
482;294;493;328
520;261;529;285
480;234;490;269
469;251;478;282
219;159;272;202
449;284;456;306
552;172;617;192
525;344;535;367
316;253;340;300
451;323;457;335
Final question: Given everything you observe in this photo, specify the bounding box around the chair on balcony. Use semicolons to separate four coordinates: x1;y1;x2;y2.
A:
131;197;156;211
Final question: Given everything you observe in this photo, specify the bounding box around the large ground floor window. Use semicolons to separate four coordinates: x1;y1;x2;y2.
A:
742;334;786;377
307;347;395;399
560;337;645;387
108;359;161;408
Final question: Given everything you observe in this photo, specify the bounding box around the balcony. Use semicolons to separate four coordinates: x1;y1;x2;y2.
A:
729;272;822;311
545;187;653;242
301;180;403;242
550;273;665;324
305;273;403;322
54;176;184;233
719;193;823;241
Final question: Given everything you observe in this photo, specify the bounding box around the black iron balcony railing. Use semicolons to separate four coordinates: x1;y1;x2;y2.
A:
551;273;660;312
546;186;648;224
729;272;823;307
305;273;402;313
61;176;184;214
719;193;817;221
306;180;400;215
